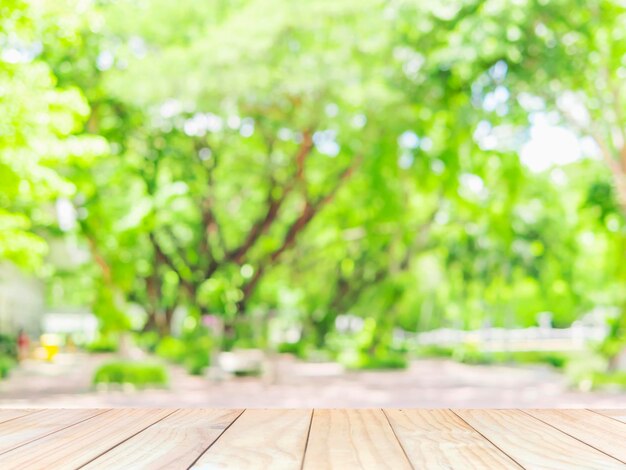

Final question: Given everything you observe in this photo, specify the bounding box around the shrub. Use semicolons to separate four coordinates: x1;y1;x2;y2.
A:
0;334;17;359
182;332;212;375
155;336;186;363
414;345;454;359
86;334;118;353
184;353;210;376
0;355;16;379
134;331;160;353
494;351;570;369
414;345;571;369
93;361;168;388
277;341;308;358
355;352;408;370
589;372;626;390
340;349;408;370
155;330;212;376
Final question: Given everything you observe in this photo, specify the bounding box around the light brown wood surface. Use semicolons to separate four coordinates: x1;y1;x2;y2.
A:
456;409;625;469
525;409;626;463
594;408;626;423
0;408;173;469
0;408;623;469
0;409;39;425
0;408;105;455
84;408;243;470
192;408;311;470
385;409;521;469
302;408;412;470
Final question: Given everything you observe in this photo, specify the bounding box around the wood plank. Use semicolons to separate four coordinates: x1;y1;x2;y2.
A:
0;409;40;425
456;409;625;469
0;408;173;469
592;409;626;423
385;409;520;469
83;408;243;470
302;409;412;470
526;409;626;463
0;409;105;454
0;408;622;469
192;409;311;470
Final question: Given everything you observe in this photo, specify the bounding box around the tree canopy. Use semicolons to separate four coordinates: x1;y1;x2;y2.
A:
1;0;625;359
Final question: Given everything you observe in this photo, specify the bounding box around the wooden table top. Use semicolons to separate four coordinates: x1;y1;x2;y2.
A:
0;409;624;469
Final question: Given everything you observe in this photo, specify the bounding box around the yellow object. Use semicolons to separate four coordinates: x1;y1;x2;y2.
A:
42;344;59;361
40;334;62;362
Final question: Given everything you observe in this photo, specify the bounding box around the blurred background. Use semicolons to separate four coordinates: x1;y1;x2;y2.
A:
2;0;626;408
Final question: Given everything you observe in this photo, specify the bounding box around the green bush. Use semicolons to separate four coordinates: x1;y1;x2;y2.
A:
155;328;212;375
354;352;408;370
182;334;211;376
184;353;208;375
589;372;626;390
415;344;571;369
232;369;262;377
277;341;308;358
414;345;455;358
496;351;570;369
339;349;408;370
134;331;161;353
457;350;571;368
155;336;186;363
86;334;118;353
0;334;17;359
0;355;16;379
93;361;168;388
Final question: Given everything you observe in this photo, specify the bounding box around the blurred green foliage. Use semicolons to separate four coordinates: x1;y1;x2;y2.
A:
415;345;572;369
93;361;168;388
155;326;212;375
0;356;16;379
2;0;626;372
133;331;161;354
0;335;17;379
155;337;187;363
589;372;626;390
0;0;107;270
85;334;118;353
0;334;17;359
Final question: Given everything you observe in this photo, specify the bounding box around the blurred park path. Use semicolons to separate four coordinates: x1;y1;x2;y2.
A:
0;354;625;409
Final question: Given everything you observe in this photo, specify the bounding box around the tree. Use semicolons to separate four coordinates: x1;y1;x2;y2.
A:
11;0;625;370
51;0;442;336
418;0;626;366
0;0;105;271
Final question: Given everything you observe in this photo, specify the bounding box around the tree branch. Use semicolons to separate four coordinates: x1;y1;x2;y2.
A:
237;155;362;311
329;202;440;314
222;130;315;266
193;136;228;276
87;237;112;284
149;232;195;294
558;104;626;210
201;199;226;277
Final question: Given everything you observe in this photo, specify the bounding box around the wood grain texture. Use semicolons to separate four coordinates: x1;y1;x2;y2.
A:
593;409;626;423
0;408;173;470
302;409;412;470
0;409;40;425
456;409;625;469
83;408;243;470
526;409;626;463
0;408;105;455
192;409;311;470
385;409;520;469
0;408;623;468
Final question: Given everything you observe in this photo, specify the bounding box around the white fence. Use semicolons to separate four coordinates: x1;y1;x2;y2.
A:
396;310;617;352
